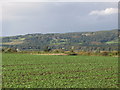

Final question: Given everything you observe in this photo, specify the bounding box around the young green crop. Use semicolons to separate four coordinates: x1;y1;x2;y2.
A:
2;53;118;88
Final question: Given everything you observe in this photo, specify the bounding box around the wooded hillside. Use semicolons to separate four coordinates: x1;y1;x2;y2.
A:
1;29;119;51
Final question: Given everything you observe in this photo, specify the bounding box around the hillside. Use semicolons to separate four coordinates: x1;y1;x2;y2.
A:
1;29;119;51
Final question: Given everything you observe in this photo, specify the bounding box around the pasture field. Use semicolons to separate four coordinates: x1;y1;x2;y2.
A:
2;53;118;88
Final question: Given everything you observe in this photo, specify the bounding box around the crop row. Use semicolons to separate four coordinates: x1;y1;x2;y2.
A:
2;73;118;88
3;68;118;80
3;61;117;67
2;63;117;71
3;67;46;71
3;73;118;81
3;65;117;73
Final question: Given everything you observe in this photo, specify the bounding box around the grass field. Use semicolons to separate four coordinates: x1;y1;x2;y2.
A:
2;53;118;88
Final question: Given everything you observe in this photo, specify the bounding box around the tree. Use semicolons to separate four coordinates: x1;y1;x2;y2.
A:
44;46;51;52
3;48;17;53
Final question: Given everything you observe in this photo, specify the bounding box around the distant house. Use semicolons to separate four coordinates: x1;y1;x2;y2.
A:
82;33;95;36
16;48;20;52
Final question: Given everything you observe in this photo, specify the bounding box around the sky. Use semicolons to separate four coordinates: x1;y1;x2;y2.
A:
0;1;118;36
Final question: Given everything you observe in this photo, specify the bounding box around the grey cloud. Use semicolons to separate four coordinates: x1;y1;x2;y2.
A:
2;2;118;36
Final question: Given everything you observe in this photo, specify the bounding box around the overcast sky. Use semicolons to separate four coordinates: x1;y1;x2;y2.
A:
1;2;118;36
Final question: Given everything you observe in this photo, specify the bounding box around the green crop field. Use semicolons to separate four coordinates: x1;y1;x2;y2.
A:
2;53;118;88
